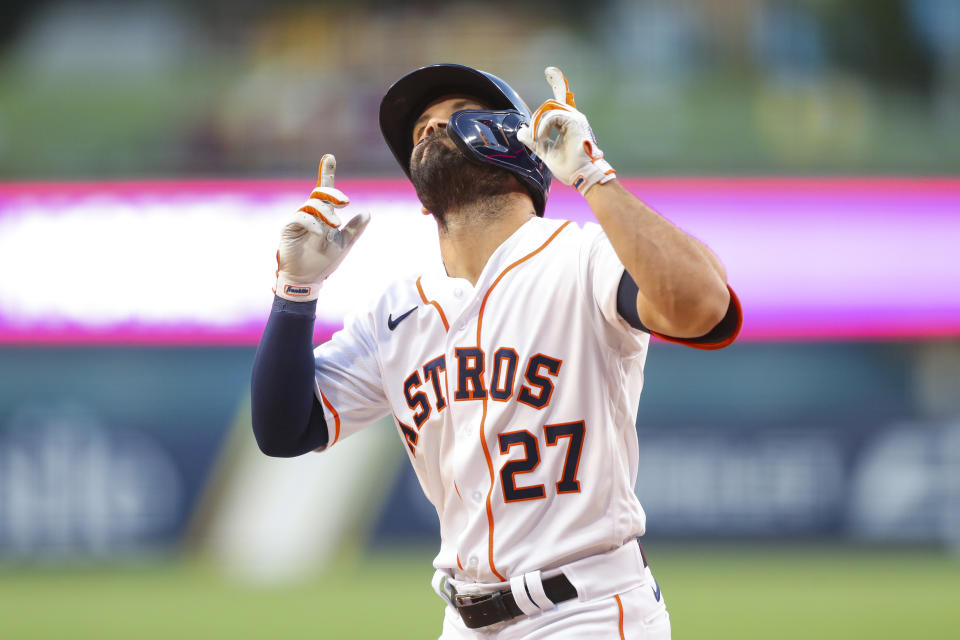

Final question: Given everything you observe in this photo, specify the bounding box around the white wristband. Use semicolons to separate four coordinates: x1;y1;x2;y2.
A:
572;159;616;196
275;273;321;302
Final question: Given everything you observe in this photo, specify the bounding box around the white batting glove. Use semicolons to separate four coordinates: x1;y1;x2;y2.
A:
516;67;617;196
274;154;370;302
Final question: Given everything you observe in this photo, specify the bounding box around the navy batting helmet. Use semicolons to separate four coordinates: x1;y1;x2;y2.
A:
379;63;552;216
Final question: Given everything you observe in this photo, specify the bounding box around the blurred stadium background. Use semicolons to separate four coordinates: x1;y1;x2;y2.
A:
1;0;959;638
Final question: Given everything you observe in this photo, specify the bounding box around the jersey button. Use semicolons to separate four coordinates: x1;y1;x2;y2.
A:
472;491;482;503
453;287;464;298
468;556;478;567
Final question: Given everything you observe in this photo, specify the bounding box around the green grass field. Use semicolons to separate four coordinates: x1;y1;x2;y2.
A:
1;544;958;639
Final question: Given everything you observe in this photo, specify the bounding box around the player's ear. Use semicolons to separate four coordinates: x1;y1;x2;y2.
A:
421;206;431;216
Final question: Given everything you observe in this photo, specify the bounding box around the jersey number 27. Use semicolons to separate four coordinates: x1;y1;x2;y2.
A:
498;420;585;502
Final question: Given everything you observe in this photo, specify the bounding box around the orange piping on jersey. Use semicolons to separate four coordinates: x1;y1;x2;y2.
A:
475;394;505;579
650;285;743;350
614;594;625;639
416;276;450;332
319;390;342;446
474;221;572;582
451;481;463;574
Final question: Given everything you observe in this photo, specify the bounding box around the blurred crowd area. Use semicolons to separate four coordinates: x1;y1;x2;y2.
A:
1;0;959;179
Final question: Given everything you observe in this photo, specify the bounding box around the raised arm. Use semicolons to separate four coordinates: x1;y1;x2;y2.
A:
584;180;728;337
250;155;369;456
518;67;733;340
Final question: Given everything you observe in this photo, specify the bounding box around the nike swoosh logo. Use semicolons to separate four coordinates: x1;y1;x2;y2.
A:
652;580;661;602
387;306;417;331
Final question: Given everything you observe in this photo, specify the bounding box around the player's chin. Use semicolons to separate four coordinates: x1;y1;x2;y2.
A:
412;137;453;165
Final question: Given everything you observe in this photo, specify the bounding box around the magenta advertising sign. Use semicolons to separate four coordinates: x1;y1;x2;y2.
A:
0;178;957;344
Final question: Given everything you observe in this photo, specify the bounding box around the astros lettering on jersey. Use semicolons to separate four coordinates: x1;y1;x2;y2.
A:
313;217;648;583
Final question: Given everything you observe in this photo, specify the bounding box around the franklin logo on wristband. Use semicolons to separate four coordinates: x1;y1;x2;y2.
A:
284;285;312;296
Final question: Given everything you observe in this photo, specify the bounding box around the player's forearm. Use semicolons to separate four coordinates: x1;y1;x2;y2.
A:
585;179;729;338
250;297;329;457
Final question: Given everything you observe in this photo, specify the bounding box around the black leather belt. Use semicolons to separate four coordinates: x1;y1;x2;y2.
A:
453;540;649;630
454;573;577;629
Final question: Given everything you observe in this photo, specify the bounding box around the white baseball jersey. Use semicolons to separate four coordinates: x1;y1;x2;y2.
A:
313;216;650;584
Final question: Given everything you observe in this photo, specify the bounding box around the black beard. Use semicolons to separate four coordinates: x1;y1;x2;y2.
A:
409;131;515;227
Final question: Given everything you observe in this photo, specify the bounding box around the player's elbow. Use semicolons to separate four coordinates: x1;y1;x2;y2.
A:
687;286;730;337
250;405;305;457
252;424;305;458
657;282;730;338
250;395;329;457
251;419;287;457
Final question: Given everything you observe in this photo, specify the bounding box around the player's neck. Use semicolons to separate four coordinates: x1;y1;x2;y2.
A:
436;192;535;286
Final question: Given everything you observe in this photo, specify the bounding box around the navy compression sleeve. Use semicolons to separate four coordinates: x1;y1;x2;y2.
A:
250;296;329;457
616;271;741;348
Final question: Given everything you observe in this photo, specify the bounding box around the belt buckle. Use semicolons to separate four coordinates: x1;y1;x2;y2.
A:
454;590;513;629
454;592;493;608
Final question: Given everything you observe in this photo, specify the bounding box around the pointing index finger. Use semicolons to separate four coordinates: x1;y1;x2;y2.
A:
544;67;576;108
317;154;336;188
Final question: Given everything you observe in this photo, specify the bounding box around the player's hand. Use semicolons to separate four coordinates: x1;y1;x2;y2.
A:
274;154;370;301
516;67;616;196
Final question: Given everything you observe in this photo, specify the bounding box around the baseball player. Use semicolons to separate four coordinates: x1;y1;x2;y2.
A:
251;64;741;638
